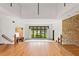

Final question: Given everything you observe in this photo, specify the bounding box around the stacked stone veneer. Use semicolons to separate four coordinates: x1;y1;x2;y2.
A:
62;14;79;46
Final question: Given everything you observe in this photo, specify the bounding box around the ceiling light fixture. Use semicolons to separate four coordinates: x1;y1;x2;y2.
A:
10;3;12;7
37;3;39;16
64;3;66;7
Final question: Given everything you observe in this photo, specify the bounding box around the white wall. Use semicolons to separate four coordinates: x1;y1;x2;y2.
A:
0;16;26;44
0;6;26;44
0;15;15;44
0;3;62;44
24;19;54;40
0;13;62;44
54;20;62;41
24;19;62;41
58;3;79;20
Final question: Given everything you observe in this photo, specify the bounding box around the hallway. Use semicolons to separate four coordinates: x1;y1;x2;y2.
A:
0;3;79;56
0;40;79;56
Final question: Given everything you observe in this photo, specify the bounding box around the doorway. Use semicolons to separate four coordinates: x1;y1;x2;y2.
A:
29;26;49;38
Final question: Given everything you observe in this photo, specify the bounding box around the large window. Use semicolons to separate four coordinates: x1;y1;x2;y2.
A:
29;26;49;38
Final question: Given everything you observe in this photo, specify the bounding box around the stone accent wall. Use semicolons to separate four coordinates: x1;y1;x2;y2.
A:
62;14;79;46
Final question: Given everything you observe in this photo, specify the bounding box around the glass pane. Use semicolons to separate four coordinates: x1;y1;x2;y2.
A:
31;26;48;38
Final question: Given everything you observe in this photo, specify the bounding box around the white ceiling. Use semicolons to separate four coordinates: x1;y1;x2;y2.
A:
0;3;64;19
20;3;64;19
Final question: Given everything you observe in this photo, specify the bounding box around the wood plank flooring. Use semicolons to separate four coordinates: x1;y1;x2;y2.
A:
0;41;79;56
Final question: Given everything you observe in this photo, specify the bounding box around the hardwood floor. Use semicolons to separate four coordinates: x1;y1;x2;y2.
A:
0;41;79;56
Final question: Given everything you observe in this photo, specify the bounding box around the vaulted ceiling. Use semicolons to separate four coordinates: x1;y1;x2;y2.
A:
19;3;64;19
0;3;65;19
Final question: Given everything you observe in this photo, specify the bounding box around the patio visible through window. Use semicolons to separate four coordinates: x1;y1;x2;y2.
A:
29;26;49;38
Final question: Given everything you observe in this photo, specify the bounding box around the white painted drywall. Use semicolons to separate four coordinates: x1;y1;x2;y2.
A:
0;14;62;44
0;3;62;44
58;3;79;20
0;15;15;44
24;19;62;41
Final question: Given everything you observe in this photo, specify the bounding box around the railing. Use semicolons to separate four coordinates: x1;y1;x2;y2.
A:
1;34;13;42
